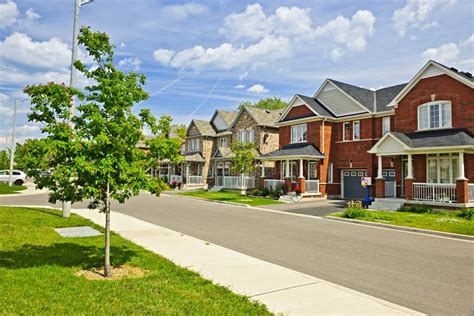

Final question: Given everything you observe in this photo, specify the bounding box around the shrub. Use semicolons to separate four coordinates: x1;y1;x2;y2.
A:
457;209;473;220
342;200;368;219
251;189;262;197
262;187;270;197
398;204;432;213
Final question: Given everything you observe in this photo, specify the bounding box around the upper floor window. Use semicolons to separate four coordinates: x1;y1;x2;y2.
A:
382;117;390;135
219;137;228;147
418;101;451;130
353;121;360;140
291;124;307;143
188;138;200;151
246;128;254;143
237;128;254;144
343;122;350;141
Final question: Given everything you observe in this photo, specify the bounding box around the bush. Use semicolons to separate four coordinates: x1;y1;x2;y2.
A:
251;189;262;197
398;204;432;213
262;187;270;197
342;200;369;219
457;209;473;220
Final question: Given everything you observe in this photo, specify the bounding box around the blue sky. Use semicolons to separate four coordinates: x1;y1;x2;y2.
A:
0;0;473;147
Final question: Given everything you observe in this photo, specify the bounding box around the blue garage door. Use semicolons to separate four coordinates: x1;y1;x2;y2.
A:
343;170;368;200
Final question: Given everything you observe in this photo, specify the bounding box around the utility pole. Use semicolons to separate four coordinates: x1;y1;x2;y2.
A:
8;99;17;186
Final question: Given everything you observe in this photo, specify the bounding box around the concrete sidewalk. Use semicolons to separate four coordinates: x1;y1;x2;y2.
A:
73;208;423;316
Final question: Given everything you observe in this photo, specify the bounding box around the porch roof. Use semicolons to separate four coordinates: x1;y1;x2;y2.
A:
369;129;474;155
260;143;325;160
183;152;205;162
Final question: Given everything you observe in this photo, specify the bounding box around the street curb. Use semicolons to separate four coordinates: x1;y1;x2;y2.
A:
325;216;474;241
164;193;271;208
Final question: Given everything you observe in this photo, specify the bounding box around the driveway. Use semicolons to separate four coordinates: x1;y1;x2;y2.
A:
1;192;473;315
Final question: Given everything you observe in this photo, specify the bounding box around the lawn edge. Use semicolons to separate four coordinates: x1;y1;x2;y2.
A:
326;215;474;241
171;192;284;207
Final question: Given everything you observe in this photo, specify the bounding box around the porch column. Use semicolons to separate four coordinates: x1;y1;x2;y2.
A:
186;163;189;184
405;154;414;200
456;152;468;203
285;159;292;192
259;161;265;189
298;159;305;193
375;155;385;198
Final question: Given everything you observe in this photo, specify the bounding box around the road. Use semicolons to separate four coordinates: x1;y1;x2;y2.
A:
1;192;473;315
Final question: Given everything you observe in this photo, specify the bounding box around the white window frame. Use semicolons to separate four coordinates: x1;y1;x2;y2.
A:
219;137;228;147
352;121;360;140
308;162;317;180
342;122;350;141
238;129;246;143
426;153;459;184
247;128;254;143
417;101;452;131
328;163;333;183
382;116;390;135
291;124;307;143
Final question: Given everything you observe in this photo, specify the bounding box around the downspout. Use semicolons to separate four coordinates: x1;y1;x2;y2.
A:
321;118;327;154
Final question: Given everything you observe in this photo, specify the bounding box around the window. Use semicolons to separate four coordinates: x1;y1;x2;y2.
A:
238;129;246;143
328;163;333;183
382;117;390;135
188;138;200;151
291;124;307;143
427;153;459;183
343;122;350;141
418;101;451;130
280;161;297;181
308;162;317;179
219;137;228;147
353;121;360;140
247;128;254;143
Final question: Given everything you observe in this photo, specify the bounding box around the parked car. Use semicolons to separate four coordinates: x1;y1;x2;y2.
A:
0;170;27;185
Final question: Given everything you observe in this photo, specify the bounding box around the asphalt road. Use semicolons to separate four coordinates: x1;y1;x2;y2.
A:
1;192;473;315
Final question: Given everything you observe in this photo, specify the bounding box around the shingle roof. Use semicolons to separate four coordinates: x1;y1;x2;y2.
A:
375;83;407;112
260;143;325;159
295;94;335;118
432;60;474;82
244;106;282;127
183;152;205;162
192;120;216;137
213;147;233;159
391;129;474;148
218;110;238;126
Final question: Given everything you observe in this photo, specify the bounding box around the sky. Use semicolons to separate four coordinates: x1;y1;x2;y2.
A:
0;0;473;148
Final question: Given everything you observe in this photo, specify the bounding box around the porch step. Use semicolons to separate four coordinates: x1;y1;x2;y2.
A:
209;186;223;192
369;198;405;211
279;193;302;203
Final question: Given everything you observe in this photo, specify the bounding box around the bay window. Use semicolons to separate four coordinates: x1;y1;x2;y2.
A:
291;124;307;143
418;101;451;130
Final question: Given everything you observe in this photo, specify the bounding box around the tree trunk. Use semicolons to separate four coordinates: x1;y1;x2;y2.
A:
104;182;112;277
62;201;71;218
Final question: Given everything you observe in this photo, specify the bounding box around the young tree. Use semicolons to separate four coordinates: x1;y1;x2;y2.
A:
25;26;171;277
231;142;257;195
0;150;9;170
237;97;287;111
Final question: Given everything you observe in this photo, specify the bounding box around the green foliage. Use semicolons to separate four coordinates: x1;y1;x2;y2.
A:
0;150;9;170
398;204;432;214
0;183;27;194
342;201;368;219
457;209;473;220
231;142;256;176
237;97;288;111
178;191;283;206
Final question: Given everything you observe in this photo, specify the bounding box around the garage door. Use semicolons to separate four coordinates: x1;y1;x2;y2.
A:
342;170;368;200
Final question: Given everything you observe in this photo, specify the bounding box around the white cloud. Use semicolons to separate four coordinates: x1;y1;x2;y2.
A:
153;49;176;66
330;47;344;62
0;32;89;69
239;71;249;81
0;1;19;28
247;84;268;94
25;8;40;21
16;124;40;135
234;83;246;89
422;43;460;64
315;10;375;51
163;2;207;20
118;57;142;71
462;34;474;47
392;0;456;36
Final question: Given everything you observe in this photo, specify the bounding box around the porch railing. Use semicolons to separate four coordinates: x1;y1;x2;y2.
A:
468;184;474;202
216;176;256;189
169;175;182;183
187;176;203;185
264;179;285;190
385;181;396;198
305;180;320;193
413;183;456;203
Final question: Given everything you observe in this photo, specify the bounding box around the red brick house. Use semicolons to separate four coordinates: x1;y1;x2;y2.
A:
260;60;474;208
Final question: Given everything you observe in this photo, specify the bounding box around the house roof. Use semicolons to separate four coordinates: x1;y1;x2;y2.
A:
432;60;474;82
213;147;233;159
295;94;335;117
183;152;205;162
260;143;325;160
375;84;407;112
243;106;282;127
391;129;474;148
191;120;216;137
218;110;238;126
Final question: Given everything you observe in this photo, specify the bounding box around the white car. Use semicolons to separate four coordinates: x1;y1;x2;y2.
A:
0;170;27;185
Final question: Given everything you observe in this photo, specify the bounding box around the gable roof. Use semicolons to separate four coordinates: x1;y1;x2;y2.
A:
187;119;216;137
218;110;238;126
213;146;233;159
296;94;335;117
232;106;282;128
388;60;474;107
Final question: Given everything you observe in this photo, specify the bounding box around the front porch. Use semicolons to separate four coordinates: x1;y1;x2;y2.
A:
369;130;474;208
211;160;256;190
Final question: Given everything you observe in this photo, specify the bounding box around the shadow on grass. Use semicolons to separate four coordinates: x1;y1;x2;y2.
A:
0;243;136;269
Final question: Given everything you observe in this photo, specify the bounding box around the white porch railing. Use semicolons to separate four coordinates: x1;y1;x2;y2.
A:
305;180;320;193
468;184;474;202
216;176;256;189
264;179;284;190
187;176;203;185
413;183;456;203
169;175;182;183
385;181;396;197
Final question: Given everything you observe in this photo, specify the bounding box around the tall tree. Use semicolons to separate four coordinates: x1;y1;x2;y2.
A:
231;142;257;195
0;150;9;170
238;97;287;111
25;26;173;277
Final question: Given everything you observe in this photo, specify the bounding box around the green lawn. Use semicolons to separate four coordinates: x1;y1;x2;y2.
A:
178;190;284;206
0;206;271;315
0;183;27;194
330;209;474;236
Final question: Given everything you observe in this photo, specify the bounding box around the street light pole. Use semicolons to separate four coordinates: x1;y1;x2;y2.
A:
8;99;17;187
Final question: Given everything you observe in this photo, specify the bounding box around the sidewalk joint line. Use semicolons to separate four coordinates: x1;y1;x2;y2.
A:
250;281;320;298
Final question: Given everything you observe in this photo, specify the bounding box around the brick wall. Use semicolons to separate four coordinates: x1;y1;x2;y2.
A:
285;105;315;120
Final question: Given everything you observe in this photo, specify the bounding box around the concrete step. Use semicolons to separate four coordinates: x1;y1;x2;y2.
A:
279;194;302;203
369;198;405;211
